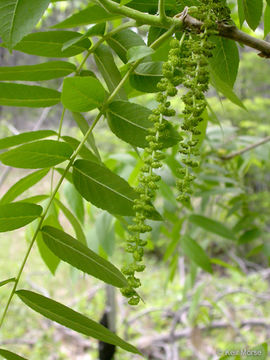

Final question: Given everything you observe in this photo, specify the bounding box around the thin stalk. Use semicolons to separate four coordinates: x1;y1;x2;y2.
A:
158;0;167;23
76;20;136;75
0;23;176;329
50;108;66;194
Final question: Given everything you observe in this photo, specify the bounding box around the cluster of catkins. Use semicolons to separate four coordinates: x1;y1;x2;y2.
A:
121;0;231;305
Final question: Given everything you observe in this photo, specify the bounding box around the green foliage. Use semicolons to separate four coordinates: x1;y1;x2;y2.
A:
0;349;28;360
41;226;127;287
0;0;50;50
0;83;61;107
73;159;138;216
8;31;91;57
61;77;106;112
0;0;269;357
16;290;140;354
0;202;42;232
0;140;73;168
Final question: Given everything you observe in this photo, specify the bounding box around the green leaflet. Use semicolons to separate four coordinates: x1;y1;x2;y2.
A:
0;61;76;81
61;77;106;112
241;0;263;30
94;44;127;100
0;140;73;169
114;0;176;12
6;31;91;57
209;38;239;88
130;61;163;93
189;214;236;240
237;0;245;27
181;235;213;274
0;278;16;288
41;226;127;287
210;70;246;109
0;83;61;108
107;100;180;148
62;23;105;51
71;112;101;160
95;212;115;257
0;0;50;49
73;159;137;216
0;349;28;360
107;29;146;63
264;5;270;38
53;4;121;28
0;202;42;232
62;182;85;224
62;136;99;163
127;45;155;63
0;130;56;150
54;198;87;245
0;169;49;204
16;290;140;354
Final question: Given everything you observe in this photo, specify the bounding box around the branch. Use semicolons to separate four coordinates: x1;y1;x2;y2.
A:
184;14;270;58
221;135;270;160
97;0;270;57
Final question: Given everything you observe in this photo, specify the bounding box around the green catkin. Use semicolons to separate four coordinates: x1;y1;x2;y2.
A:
176;0;230;206
121;0;231;305
120;37;185;305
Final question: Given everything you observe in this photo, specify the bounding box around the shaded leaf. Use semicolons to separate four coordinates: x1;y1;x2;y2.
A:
61;77;105;112
0;169;49;204
96;212;115;257
62;23;105;51
71;112;101;159
241;0;263;30
7;31;91;57
41;226;127;287
0;61;76;81
0;202;42;232
94;44;127;100
107;29;145;63
264;5;270;38
209;37;239;87
189;214;236;240
63;182;84;224
0;140;73;169
127;45;154;63
73;159;137;216
53;4;121;28
0;0;50;49
107;100;180;148
0;83;60;108
210;71;245;109
130;61;163;93
181;235;213;274
62;136;99;163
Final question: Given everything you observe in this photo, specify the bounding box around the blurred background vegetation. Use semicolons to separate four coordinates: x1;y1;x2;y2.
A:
0;1;270;359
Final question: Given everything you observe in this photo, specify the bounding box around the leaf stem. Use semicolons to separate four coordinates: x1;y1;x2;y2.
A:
76;20;136;75
50;108;66;194
158;0;167;23
0;23;176;329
